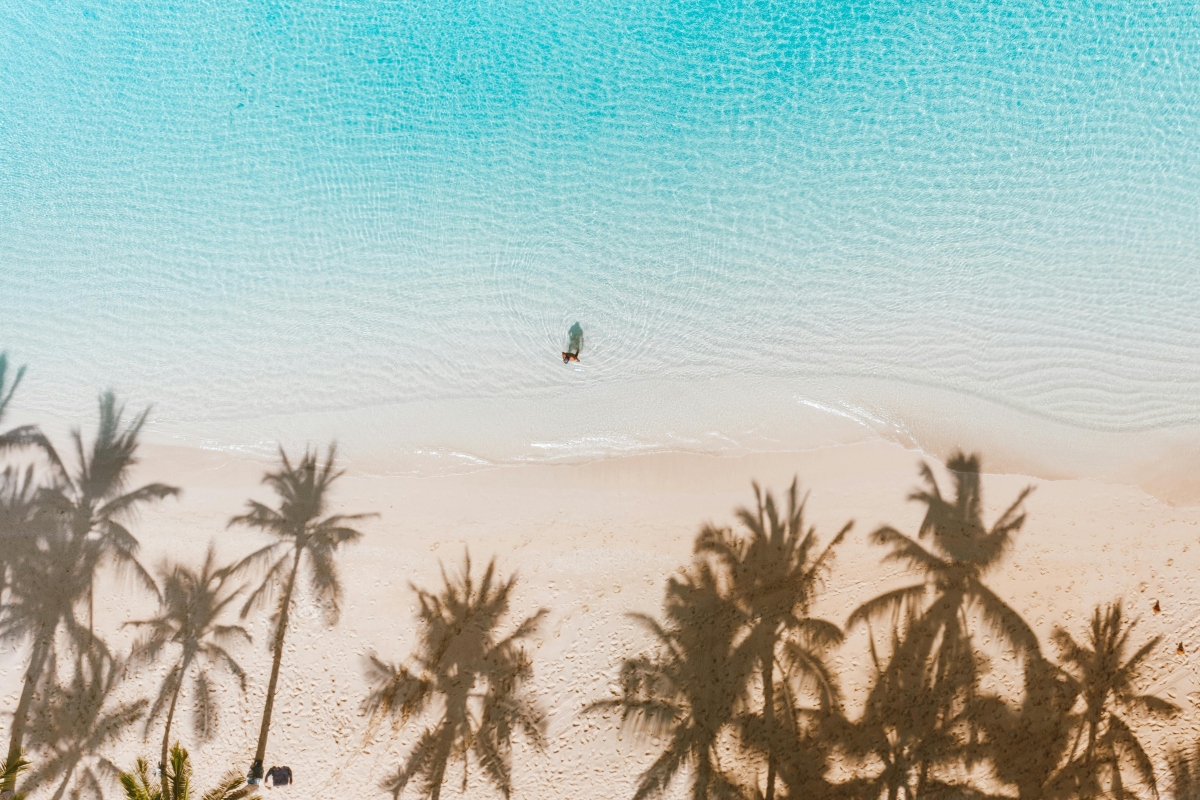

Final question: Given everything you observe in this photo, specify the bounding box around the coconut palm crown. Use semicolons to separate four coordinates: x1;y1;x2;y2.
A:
119;744;257;800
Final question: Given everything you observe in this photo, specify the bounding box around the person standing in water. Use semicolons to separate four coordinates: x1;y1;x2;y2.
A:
562;322;583;363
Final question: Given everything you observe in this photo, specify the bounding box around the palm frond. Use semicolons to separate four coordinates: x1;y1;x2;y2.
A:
164;744;190;800
118;759;160;800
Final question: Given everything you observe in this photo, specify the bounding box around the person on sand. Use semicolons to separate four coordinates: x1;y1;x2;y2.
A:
562;321;583;363
265;765;293;788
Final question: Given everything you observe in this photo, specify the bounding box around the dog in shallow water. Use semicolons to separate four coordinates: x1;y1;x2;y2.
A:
561;351;580;363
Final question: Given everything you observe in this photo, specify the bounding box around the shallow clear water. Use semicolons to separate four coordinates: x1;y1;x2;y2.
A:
3;0;1200;470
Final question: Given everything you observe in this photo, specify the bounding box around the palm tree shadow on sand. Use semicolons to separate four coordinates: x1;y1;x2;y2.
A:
589;456;1177;800
586;558;754;800
3;392;178;767
0;355;1186;800
363;552;547;800
229;444;374;782
590;480;853;800
25;646;146;800
124;544;252;774
695;479;850;800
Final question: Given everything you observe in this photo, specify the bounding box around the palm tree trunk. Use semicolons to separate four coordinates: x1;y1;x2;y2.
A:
7;627;53;763
48;752;82;800
161;663;186;774
762;638;776;800
253;546;303;765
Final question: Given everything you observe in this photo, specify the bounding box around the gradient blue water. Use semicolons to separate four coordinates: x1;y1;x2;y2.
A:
3;0;1200;466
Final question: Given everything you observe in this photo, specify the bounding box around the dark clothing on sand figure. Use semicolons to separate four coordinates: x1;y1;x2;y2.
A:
266;766;292;787
562;322;583;363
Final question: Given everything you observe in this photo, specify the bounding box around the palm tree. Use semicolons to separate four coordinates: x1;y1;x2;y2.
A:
364;553;546;800
972;656;1079;800
120;744;257;800
588;560;754;800
1053;601;1177;800
230;444;372;778
126;544;251;773
1;752;31;800
25;647;147;800
695;479;850;800
4;392;178;764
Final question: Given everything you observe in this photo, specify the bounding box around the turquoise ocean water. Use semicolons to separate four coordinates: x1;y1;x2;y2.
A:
3;0;1199;474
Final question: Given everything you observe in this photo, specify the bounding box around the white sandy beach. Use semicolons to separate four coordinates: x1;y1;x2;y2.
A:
4;436;1198;798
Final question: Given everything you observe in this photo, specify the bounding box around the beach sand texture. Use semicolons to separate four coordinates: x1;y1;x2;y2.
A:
4;438;1198;798
5;0;1200;796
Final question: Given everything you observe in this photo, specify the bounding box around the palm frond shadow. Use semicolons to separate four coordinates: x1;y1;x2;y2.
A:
125;542;251;770
1168;737;1200;800
228;443;371;769
26;646;146;800
363;551;546;800
585;558;754;800
694;478;851;800
1050;600;1176;800
3;392;176;764
971;654;1079;800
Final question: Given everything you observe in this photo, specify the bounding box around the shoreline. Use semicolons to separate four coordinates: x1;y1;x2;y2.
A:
4;436;1199;796
12;372;1200;505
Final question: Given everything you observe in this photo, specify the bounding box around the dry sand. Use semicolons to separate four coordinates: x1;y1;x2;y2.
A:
3;437;1200;798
